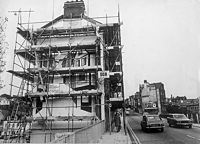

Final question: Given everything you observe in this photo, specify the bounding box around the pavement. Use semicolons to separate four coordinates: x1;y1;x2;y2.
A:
193;123;200;128
97;117;131;144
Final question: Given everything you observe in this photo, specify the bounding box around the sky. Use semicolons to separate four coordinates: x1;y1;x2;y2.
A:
1;0;200;99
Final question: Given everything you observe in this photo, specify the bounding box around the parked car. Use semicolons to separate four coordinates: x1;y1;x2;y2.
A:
167;114;192;128
141;114;165;132
125;108;130;115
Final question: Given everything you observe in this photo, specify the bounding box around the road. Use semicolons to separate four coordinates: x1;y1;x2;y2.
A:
127;112;200;144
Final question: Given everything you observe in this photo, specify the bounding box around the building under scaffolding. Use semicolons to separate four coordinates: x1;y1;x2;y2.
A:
4;0;125;143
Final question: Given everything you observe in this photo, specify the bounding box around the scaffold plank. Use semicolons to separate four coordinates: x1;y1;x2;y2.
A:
32;115;98;121
7;70;34;82
27;66;102;74
26;89;102;98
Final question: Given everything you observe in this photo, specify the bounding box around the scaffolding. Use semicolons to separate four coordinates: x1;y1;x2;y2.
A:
4;0;125;143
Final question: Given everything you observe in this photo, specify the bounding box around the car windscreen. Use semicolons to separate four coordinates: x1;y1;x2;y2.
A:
147;116;161;121
173;114;187;119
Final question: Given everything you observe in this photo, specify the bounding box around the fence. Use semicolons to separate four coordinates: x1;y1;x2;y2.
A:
52;120;105;143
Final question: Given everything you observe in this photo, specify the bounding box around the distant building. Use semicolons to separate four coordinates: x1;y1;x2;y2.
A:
133;92;142;113
139;80;166;114
166;97;200;123
180;99;199;123
171;96;187;104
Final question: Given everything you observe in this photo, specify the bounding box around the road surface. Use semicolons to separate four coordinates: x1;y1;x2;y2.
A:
127;112;200;144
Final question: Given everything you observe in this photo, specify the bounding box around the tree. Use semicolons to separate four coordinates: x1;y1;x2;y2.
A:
0;17;8;89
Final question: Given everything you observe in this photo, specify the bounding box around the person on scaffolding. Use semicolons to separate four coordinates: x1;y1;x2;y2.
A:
112;109;121;132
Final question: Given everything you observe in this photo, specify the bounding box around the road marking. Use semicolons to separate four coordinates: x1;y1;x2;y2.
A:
193;125;200;129
126;119;141;144
187;135;200;141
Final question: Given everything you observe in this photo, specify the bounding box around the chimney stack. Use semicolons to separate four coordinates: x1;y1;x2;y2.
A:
64;0;85;18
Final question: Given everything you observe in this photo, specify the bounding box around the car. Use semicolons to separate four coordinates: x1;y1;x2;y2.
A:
125;108;130;115
140;114;165;132
125;110;130;115
167;113;192;128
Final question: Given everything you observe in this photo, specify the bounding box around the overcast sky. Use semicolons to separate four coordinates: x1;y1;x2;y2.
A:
1;0;200;99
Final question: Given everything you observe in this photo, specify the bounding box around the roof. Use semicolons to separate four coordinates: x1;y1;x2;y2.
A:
41;14;102;29
42;15;64;28
177;99;199;106
0;94;12;99
149;82;164;89
140;81;165;90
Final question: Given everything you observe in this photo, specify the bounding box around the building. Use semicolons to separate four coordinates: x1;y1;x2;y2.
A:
129;95;134;109
6;0;124;143
165;95;200;123
133;92;142;113
171;96;187;104
185;99;199;122
139;80;166;114
127;92;142;113
176;98;199;123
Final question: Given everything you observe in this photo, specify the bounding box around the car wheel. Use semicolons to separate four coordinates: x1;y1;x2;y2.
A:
169;124;171;127
160;128;164;132
189;125;192;129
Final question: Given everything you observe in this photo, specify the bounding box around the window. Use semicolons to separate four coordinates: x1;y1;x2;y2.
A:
82;96;89;103
71;59;75;67
48;76;54;83
81;57;87;66
62;58;71;67
76;59;80;67
43;60;47;67
173;114;187;119
79;73;86;81
49;59;53;67
147;116;161;121
62;59;66;67
66;59;70;67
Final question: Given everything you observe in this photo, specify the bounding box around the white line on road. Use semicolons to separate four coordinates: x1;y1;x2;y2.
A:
126;119;141;144
187;135;200;141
